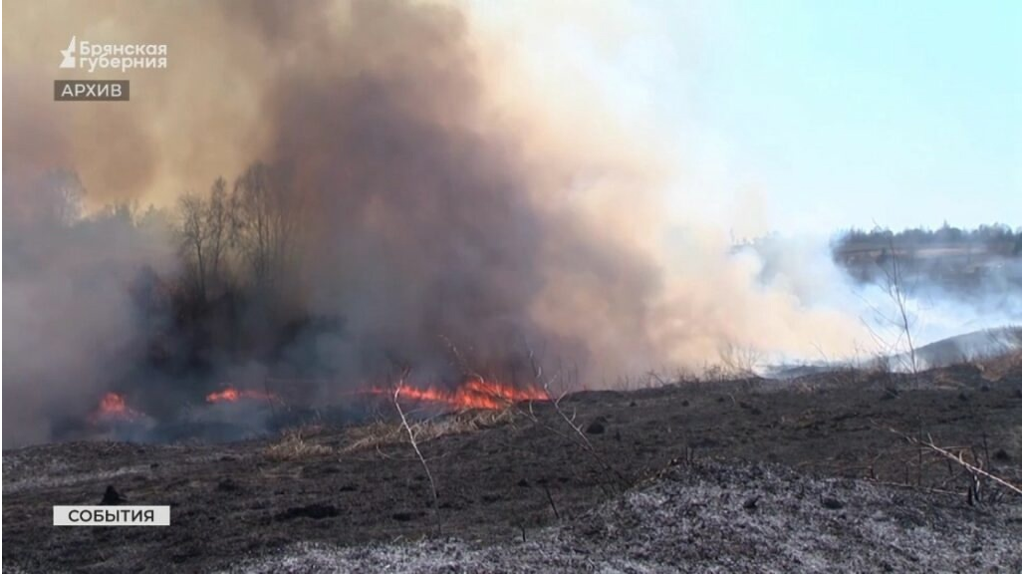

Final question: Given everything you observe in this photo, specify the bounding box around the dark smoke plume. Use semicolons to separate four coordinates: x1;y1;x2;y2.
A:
3;0;676;445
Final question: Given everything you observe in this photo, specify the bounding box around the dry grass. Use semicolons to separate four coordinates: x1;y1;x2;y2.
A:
342;408;517;453
264;428;333;460
974;347;1023;381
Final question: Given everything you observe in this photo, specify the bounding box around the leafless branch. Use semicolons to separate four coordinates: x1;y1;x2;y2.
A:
524;343;629;489
393;370;441;532
891;428;1022;496
881;237;918;375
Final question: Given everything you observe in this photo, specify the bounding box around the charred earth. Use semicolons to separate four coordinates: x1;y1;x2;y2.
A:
3;358;1021;573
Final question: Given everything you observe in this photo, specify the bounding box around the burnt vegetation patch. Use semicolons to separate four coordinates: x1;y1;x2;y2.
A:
2;359;1021;572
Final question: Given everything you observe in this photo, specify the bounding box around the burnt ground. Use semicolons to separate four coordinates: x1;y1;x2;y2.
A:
3;361;1021;573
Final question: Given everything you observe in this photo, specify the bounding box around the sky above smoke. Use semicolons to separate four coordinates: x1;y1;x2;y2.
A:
3;0;1019;446
466;0;1021;234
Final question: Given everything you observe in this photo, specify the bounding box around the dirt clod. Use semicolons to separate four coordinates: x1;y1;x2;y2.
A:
585;418;606;435
216;478;241;493
821;496;845;510
275;504;340;522
100;485;125;505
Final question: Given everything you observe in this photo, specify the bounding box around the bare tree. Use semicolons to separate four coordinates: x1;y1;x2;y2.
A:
231;162;298;292
205;177;231;292
175;176;236;304
178;193;210;302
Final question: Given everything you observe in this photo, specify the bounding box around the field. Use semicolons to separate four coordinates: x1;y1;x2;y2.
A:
3;358;1021;573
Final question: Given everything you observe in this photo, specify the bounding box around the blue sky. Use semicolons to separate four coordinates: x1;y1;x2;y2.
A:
471;0;1021;235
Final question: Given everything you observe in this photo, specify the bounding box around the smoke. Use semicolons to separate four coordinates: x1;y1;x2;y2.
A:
3;0;1015;446
3;171;176;445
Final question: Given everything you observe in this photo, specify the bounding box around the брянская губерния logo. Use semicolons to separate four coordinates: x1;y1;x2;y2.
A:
60;37;77;68
58;36;167;73
55;36;165;101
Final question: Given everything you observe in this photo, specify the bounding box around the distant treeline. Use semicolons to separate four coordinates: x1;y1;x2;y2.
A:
832;224;1022;258
830;224;1022;291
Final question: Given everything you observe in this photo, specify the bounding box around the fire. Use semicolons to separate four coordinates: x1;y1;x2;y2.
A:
88;379;545;428
206;387;279;404
207;379;545;410
89;392;142;423
371;378;549;410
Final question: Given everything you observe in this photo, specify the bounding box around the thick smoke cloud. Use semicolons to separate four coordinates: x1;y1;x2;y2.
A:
4;172;175;445
4;0;1015;446
4;0;682;444
251;0;676;388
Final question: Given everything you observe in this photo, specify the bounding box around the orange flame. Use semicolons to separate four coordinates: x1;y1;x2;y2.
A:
206;387;279;404
89;392;142;423
368;378;549;410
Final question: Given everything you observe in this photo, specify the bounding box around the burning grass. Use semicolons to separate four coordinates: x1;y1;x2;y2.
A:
79;376;547;444
87;392;143;424
206;387;279;404
359;378;549;410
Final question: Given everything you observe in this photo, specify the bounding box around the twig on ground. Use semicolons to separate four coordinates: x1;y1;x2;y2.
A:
524;344;630;490
890;428;1022;496
542;483;560;520
393;371;441;533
